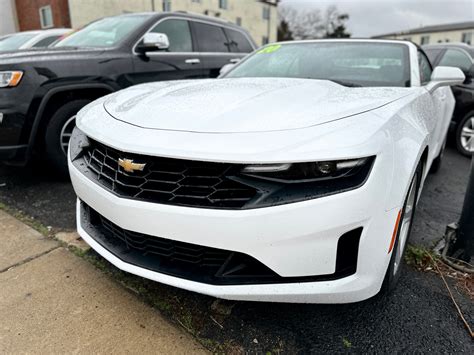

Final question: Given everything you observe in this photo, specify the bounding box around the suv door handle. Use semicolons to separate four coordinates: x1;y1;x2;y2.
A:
230;58;240;63
185;58;200;64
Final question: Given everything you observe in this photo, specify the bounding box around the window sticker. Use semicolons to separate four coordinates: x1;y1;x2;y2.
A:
257;44;281;54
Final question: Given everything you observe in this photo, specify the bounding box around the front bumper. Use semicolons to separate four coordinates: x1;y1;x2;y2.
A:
70;150;399;303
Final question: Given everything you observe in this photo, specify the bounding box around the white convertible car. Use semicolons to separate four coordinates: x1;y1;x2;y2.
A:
69;40;464;303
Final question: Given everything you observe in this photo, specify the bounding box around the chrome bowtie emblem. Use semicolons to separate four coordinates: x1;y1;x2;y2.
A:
118;158;146;173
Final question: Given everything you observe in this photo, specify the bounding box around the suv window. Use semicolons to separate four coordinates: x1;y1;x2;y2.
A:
193;22;229;53
423;48;443;64
439;49;472;72
418;51;432;85
224;28;253;53
150;19;193;52
32;35;61;48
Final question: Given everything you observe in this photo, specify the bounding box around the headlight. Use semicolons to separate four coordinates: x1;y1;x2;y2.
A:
236;157;375;208
0;71;24;88
242;158;372;183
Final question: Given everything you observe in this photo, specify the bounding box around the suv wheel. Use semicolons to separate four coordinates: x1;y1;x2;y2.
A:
455;112;474;157
381;163;421;293
45;100;91;176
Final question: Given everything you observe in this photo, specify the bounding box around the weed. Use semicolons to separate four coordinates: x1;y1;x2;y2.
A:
405;244;438;270
342;337;352;348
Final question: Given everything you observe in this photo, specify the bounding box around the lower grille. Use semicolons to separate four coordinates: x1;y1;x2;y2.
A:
81;203;362;285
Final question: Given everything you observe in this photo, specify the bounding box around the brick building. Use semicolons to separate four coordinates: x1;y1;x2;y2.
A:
8;0;278;45
14;0;71;31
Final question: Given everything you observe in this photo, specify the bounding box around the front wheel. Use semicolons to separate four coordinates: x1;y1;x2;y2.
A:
455;112;474;157
45;100;91;176
381;163;422;293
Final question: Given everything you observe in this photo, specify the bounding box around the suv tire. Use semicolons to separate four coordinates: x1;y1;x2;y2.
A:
45;100;90;176
455;111;474;157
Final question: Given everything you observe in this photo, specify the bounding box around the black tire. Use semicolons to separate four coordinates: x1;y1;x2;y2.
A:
455;111;474;157
430;134;447;174
45;100;90;176
381;163;422;293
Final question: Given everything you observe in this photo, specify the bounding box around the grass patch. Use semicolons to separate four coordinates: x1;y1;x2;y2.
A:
405;245;438;270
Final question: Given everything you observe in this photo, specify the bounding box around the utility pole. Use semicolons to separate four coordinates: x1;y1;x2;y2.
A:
454;156;474;262
151;0;155;12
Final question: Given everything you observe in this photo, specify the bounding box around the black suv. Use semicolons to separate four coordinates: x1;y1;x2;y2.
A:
423;43;474;156
0;12;256;173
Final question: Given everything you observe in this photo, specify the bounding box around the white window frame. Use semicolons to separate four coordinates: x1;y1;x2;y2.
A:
219;0;228;10
263;6;270;20
461;32;472;45
162;0;171;12
39;5;54;29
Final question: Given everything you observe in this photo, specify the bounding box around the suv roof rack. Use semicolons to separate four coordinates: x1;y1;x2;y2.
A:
172;10;234;24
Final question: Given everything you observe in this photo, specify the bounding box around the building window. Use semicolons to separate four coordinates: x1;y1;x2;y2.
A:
192;0;201;2
262;36;269;45
236;17;242;26
461;32;472;45
219;0;228;10
39;5;54;29
420;35;430;45
263;6;270;20
162;0;171;12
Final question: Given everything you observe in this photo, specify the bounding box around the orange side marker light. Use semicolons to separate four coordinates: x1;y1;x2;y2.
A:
388;210;402;253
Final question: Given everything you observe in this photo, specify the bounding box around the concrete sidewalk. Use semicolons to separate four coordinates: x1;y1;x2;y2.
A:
0;210;207;354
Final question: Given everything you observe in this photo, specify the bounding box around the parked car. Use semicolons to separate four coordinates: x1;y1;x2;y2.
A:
0;29;71;51
423;43;474;156
0;12;255;174
69;40;464;303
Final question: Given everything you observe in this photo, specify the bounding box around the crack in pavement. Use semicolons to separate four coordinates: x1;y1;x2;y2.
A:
0;246;61;274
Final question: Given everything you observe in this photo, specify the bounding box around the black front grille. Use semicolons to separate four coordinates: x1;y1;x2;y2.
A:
81;203;362;285
78;140;257;209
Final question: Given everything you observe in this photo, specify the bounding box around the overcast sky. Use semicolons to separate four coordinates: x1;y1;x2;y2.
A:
280;0;474;37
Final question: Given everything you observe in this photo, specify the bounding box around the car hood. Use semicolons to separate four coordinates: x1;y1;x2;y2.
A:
0;47;104;64
103;78;413;133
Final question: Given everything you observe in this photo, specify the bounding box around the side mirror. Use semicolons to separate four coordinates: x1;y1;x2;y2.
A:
426;66;465;92
219;63;236;77
136;33;169;53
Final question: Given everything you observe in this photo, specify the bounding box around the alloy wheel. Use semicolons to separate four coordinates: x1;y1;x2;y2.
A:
60;115;76;156
393;173;418;275
460;116;474;153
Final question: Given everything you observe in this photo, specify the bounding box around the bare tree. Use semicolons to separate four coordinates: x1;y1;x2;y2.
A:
278;4;350;40
325;5;351;38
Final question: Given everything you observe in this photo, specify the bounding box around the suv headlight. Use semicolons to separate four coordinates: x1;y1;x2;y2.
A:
0;71;24;88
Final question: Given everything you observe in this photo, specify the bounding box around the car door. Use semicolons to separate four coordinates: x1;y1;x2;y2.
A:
131;18;204;85
419;50;450;157
190;21;247;78
436;48;473;112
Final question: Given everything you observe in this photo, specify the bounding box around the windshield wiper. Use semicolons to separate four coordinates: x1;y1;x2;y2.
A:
328;79;363;88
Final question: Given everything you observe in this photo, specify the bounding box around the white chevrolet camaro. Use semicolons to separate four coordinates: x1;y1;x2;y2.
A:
68;40;464;303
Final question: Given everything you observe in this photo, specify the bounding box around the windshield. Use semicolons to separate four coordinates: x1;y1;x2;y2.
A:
225;42;411;87
0;33;37;51
55;15;150;48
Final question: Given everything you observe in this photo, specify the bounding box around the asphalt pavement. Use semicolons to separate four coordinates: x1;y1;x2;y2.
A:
0;146;472;353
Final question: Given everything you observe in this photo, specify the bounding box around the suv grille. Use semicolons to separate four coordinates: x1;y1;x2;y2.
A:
79;140;257;209
81;203;362;285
